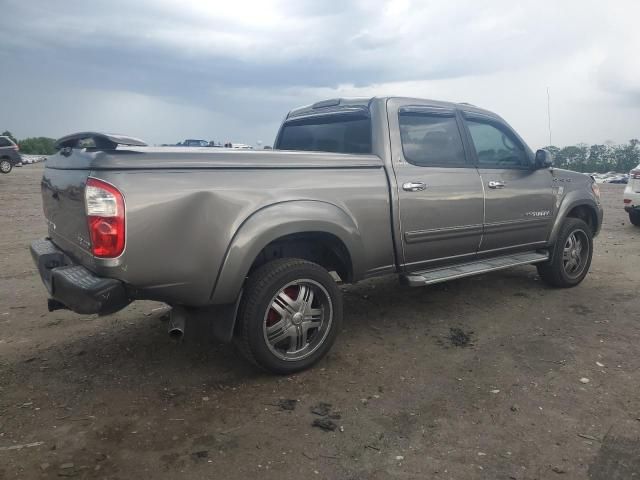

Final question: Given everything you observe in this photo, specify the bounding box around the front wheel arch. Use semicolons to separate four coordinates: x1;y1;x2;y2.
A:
548;197;600;246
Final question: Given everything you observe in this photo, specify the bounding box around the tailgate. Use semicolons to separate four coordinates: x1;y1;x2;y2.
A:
41;132;146;265
41;166;93;262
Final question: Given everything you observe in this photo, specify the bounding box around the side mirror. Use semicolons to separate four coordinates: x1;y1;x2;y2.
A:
535;149;553;169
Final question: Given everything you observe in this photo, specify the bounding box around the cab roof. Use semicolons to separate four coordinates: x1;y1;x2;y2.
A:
286;96;500;120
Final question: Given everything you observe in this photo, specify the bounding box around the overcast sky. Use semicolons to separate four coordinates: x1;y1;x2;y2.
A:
1;0;638;148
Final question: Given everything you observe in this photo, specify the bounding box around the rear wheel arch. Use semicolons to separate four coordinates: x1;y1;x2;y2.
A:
248;231;353;283
211;201;364;304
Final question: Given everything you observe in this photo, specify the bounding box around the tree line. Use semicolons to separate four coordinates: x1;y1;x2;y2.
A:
543;139;639;173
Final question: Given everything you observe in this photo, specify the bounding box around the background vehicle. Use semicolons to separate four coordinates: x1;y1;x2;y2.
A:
20;155;47;165
624;165;640;226
31;98;603;374
0;135;22;173
181;139;209;147
605;175;628;184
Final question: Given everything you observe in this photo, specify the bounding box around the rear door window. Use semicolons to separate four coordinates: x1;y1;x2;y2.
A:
398;110;467;167
277;113;371;154
0;137;11;147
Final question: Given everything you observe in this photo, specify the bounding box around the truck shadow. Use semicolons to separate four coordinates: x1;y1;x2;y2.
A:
7;266;552;396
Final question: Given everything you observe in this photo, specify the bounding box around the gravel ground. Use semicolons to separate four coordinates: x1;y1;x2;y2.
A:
1;164;639;479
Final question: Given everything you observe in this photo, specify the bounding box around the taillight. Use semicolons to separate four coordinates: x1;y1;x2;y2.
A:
13;145;19;151
630;169;640;179
85;178;125;258
591;181;600;200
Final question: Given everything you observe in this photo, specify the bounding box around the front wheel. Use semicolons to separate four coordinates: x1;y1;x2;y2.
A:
537;218;593;288
629;210;640;227
235;259;343;374
0;159;12;174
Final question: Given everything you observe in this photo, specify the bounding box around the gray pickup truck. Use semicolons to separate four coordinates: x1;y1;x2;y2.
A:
31;97;603;373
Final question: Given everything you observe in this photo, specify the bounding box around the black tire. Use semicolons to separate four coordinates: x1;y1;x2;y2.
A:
0;159;12;174
537;218;593;288
629;210;640;227
235;258;343;374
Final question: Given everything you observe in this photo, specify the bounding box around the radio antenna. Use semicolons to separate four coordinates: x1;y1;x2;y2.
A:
547;87;552;146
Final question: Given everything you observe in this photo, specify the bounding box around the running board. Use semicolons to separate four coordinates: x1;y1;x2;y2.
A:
402;251;549;287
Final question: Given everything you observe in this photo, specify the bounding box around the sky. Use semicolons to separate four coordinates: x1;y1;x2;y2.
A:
1;0;639;148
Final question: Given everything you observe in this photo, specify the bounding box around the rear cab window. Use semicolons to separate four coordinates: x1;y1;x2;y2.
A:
276;111;372;154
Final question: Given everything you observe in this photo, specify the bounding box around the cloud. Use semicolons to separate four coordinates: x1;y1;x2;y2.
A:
0;0;638;147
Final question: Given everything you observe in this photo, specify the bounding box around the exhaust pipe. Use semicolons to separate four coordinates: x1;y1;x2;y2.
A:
168;307;187;341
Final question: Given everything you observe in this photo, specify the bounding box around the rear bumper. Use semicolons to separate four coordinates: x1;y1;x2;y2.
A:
30;238;130;315
623;186;640;211
6;153;22;164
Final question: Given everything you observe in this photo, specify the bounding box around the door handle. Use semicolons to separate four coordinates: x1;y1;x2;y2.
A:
402;182;427;192
488;181;505;189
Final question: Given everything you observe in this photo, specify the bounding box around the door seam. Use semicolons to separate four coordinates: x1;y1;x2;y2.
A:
478;170;486;252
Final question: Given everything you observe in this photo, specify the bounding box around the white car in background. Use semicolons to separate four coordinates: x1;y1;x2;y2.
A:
624;164;640;226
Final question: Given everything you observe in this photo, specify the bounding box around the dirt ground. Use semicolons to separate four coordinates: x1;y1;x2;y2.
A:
1;164;639;480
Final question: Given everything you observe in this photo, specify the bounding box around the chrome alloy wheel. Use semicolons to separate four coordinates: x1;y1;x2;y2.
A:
562;229;589;279
262;279;333;362
0;160;11;173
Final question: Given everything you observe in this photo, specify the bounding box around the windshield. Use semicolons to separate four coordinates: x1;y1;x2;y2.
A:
276;113;371;154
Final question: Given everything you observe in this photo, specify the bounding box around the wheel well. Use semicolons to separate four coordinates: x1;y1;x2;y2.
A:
566;205;597;234
249;232;353;283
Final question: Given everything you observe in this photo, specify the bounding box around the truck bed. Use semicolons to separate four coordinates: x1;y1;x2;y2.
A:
41;147;396;307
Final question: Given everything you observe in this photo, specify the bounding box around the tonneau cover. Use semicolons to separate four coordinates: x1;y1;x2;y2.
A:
45;147;384;170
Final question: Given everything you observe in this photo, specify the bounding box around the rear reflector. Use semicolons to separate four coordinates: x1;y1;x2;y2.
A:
631;170;640;179
85;178;125;258
624;198;632;204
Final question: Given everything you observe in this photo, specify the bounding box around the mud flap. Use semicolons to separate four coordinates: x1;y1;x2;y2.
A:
178;296;242;344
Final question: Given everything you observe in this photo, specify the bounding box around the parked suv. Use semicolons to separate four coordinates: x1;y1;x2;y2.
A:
0;136;22;174
624;164;640;226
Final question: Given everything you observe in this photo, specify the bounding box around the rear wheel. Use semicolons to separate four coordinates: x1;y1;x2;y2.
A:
629;210;640;226
0;159;12;174
537;218;593;288
235;259;342;374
